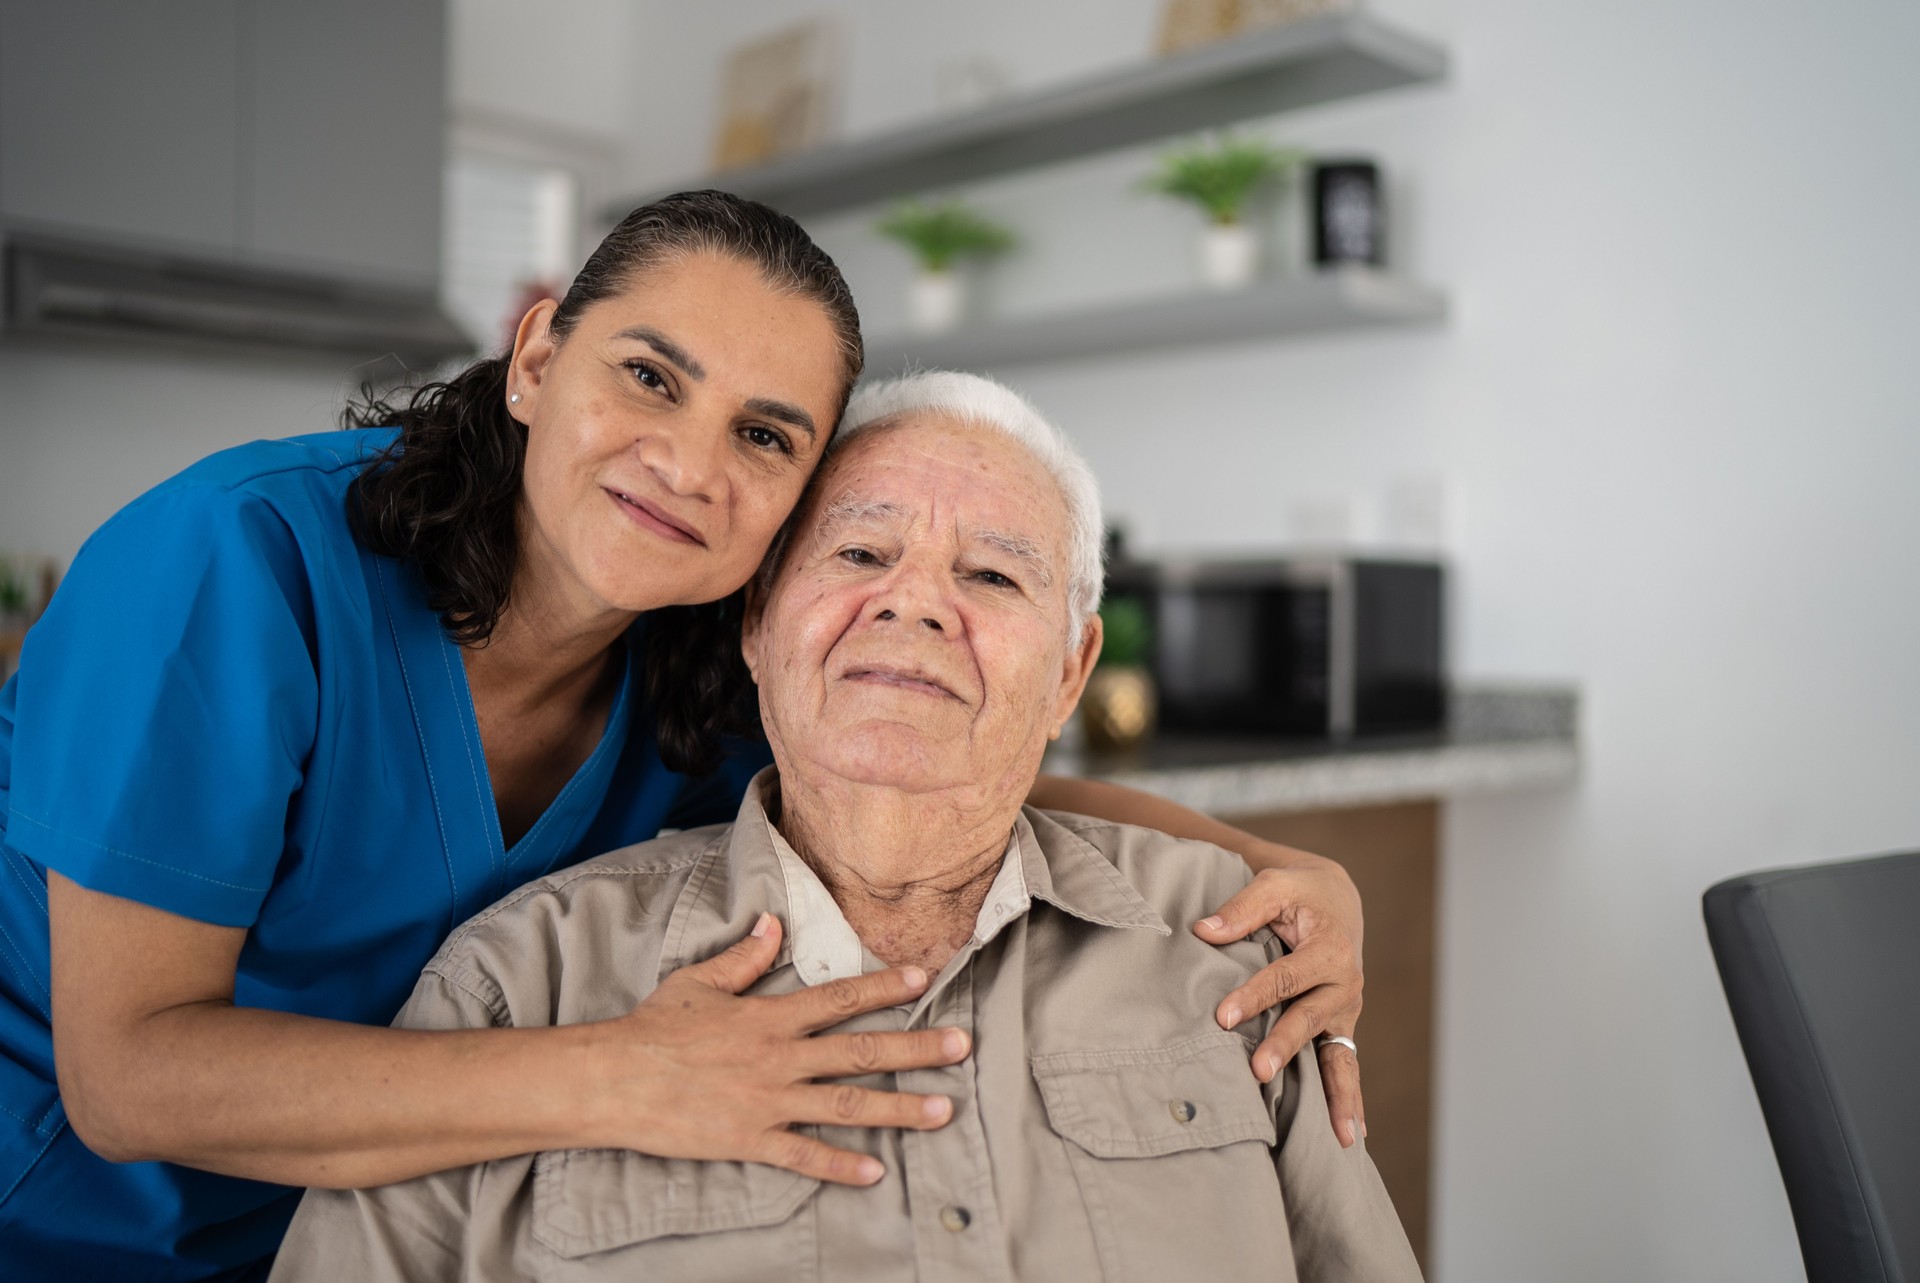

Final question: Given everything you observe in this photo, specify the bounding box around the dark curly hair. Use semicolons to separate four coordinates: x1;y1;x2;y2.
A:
345;191;863;774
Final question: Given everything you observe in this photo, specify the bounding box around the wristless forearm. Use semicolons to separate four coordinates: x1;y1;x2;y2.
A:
67;1004;595;1188
1030;773;1320;871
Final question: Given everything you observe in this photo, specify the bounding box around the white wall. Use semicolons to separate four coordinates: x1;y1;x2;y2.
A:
0;344;361;565
448;0;635;146
610;2;1920;1280
6;2;1913;1276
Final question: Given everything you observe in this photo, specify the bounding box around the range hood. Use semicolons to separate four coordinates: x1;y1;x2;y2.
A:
2;232;473;369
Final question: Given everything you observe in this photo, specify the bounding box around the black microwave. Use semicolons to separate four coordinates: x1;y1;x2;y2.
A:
1105;556;1446;739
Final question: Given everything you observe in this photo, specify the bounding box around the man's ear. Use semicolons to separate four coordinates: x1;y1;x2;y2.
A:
1050;612;1104;738
506;298;561;423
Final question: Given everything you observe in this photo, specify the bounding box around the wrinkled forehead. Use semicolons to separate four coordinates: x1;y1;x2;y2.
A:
773;412;1067;579
814;413;1059;527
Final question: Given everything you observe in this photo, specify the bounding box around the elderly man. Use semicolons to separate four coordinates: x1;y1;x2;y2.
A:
271;372;1421;1282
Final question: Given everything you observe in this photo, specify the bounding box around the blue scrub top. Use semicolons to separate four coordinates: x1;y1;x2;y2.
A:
0;429;766;1280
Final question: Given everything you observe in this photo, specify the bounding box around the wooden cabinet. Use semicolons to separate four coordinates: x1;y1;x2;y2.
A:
1231;801;1440;1272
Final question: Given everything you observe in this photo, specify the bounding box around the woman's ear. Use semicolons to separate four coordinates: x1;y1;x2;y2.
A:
506;298;561;423
740;581;768;682
1051;612;1104;737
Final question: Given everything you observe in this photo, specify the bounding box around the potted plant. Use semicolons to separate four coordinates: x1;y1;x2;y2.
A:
0;558;32;683
0;561;27;624
1142;133;1304;290
1080;594;1157;754
875;200;1015;333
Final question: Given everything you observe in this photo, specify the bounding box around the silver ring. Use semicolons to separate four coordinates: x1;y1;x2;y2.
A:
1316;1035;1358;1057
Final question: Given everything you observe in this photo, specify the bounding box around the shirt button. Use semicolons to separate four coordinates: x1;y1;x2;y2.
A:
940;1205;972;1232
1170;1100;1198;1123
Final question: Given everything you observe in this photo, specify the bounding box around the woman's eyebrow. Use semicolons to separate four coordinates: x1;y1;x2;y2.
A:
746;398;818;439
612;325;705;378
611;327;815;439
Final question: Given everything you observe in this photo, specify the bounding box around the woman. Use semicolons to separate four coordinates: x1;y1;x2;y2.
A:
270;372;1417;1282
0;193;1364;1280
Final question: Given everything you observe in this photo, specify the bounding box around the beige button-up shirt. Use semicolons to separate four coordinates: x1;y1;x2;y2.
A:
272;773;1420;1283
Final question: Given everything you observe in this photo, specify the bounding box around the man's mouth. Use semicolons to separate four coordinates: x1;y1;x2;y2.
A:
606;487;705;545
843;666;964;702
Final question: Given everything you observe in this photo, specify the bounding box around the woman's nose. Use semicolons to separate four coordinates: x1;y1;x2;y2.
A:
636;415;725;501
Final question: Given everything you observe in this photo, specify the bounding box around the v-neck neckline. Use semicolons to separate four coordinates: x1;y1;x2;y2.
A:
374;556;636;915
443;631;635;872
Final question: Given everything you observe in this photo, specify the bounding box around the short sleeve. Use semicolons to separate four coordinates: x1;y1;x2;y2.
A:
7;483;321;927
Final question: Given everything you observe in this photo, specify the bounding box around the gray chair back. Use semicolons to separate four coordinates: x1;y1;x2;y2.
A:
1704;850;1920;1283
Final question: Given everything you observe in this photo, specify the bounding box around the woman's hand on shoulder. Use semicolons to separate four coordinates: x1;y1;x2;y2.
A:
1194;849;1367;1148
584;914;971;1185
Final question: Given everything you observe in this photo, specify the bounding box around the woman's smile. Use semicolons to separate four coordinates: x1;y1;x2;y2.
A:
604;485;706;546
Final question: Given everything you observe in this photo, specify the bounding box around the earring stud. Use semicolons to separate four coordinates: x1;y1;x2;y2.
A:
508;393;522;404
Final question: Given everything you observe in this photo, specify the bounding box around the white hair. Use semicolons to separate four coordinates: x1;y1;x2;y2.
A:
834;371;1104;644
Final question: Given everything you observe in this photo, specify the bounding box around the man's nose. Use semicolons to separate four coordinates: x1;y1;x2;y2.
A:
869;558;958;634
635;413;725;501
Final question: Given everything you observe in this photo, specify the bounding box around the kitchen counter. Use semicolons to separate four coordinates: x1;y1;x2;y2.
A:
1045;684;1579;816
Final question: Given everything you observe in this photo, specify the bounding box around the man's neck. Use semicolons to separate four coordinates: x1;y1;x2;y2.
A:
774;772;1022;975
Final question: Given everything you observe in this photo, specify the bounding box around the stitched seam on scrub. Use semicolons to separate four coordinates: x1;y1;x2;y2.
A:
379;567;459;912
500;712;610;874
434;639;501;895
501;749;576;874
0;1116;62;1211
0;915;50;1019
3;844;48;915
6;812;269;892
0;1097;57;1135
506;648;635;874
0;847;53;1013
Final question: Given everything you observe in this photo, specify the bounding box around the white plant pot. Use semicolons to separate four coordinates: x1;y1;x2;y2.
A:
1197;223;1259;291
908;269;965;333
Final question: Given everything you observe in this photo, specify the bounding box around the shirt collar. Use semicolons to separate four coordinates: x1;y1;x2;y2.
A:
1013;806;1171;937
654;768;1168;986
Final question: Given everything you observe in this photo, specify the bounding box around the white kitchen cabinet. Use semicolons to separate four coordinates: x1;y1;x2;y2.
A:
0;0;464;363
0;0;444;287
243;0;445;288
0;0;242;257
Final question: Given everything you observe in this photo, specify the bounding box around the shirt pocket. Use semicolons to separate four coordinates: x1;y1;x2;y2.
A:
1032;1031;1293;1283
1032;1031;1276;1157
529;1146;820;1280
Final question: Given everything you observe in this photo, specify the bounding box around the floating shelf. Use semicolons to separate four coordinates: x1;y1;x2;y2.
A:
862;267;1445;376
612;11;1448;219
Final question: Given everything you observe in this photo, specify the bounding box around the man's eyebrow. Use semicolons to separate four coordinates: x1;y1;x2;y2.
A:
612;326;705;380
745;397;818;440
815;496;909;536
973;529;1056;587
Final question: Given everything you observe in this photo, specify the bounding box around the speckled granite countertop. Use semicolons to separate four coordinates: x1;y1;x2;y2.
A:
1044;685;1580;816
